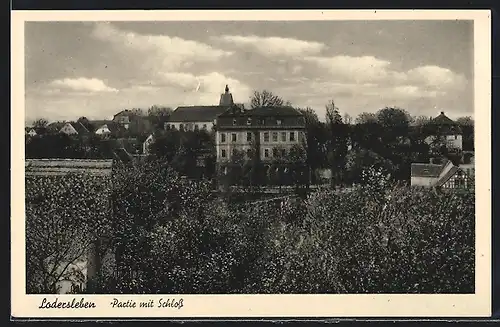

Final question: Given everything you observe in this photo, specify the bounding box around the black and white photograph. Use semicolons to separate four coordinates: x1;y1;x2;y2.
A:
12;10;491;318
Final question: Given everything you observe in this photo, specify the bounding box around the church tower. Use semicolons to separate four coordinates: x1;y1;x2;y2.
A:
219;85;234;106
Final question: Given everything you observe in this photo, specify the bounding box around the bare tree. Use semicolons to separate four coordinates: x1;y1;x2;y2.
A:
250;90;288;108
343;113;353;125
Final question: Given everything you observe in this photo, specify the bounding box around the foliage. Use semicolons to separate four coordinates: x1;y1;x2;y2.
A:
26;159;474;295
25;173;112;293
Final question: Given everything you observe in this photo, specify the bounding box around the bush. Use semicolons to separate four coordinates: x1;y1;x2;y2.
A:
26;161;474;294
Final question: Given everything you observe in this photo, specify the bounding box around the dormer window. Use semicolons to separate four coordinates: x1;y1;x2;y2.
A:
276;119;282;125
233;119;237;126
260;118;265;125
247;118;252;125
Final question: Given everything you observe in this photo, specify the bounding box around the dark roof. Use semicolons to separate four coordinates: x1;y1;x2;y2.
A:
410;163;445;178
430;112;457;125
169;106;231;122
25;159;113;176
69;122;90;135
219;106;303;117
89;120;112;128
436;166;461;187
46;122;66;132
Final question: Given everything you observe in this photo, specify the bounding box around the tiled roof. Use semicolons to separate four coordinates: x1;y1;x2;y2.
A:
90;120;112;129
427;112;462;134
169;105;231;122
25;159;113;176
410;163;445;177
219;106;303;117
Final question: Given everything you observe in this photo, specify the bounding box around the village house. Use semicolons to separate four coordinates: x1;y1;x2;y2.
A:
165;85;243;132
58;121;91;136
410;157;474;190
25;127;47;137
424;111;463;151
91;121;128;138
214;104;306;170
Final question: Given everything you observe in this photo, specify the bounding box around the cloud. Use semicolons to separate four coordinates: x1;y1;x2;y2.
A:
48;77;118;93
405;65;467;90
216;35;326;57
304;55;400;83
91;22;232;72
154;71;252;105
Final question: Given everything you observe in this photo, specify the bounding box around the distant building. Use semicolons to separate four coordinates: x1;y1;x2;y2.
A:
424;111;463;150
410;158;474;190
59;122;90;136
25;127;47;137
165;85;239;132
91;121;127;137
214;105;306;165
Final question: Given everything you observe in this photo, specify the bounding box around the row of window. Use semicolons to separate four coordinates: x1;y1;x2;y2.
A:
232;118;283;126
166;123;208;131
220;147;288;159
220;131;298;143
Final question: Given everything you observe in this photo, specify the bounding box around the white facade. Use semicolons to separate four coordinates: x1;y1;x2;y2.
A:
215;129;306;162
424;134;462;150
95;124;111;135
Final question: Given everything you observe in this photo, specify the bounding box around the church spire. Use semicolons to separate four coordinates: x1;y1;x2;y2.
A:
225;84;229;93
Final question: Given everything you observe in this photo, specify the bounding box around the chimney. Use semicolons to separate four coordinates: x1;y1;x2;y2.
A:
440;111;445;115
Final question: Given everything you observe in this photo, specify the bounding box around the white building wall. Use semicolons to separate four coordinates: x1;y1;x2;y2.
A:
410;176;438;187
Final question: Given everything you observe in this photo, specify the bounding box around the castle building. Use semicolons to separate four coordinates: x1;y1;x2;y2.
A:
165;85;242;132
214;105;307;168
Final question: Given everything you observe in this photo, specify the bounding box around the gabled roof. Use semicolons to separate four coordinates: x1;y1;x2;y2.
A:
430;112;457;125
410;163;445;178
90;120;112;129
427;112;462;134
169;105;231;122
219;106;303;117
67;122;90;135
46;122;66;132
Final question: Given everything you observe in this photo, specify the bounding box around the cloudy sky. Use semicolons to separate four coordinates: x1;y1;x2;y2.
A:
25;20;473;123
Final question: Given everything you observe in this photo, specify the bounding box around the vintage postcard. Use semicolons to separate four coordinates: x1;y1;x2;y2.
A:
11;10;491;319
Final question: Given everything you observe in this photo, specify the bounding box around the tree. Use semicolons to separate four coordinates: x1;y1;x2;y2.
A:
343;113;353;125
148;105;173;129
412;115;432;126
325;100;349;187
296;107;328;179
32;118;49;128
26;173;113;293
456;116;474;127
250;90;288;108
355;112;377;124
